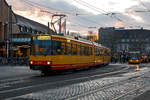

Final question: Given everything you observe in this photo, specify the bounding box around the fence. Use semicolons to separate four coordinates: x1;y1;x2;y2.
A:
0;57;29;66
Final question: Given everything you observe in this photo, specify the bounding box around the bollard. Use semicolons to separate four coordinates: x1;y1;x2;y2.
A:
136;64;139;71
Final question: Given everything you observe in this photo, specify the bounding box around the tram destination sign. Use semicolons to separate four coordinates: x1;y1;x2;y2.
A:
37;36;51;40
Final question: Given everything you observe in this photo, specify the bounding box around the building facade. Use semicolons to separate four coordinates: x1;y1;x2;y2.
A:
87;31;98;42
0;0;18;46
98;27;116;53
0;0;54;57
98;27;150;56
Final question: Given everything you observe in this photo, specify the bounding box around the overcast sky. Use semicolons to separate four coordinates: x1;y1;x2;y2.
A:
6;0;150;35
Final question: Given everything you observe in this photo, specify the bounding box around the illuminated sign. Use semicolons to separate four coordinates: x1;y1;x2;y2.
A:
37;36;51;40
67;40;70;42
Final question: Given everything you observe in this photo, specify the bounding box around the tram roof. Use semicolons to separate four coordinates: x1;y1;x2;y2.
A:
35;34;104;47
52;35;94;45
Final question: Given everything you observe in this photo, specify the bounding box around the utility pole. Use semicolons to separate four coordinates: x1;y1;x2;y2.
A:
7;5;12;58
59;16;62;34
47;22;50;34
51;14;66;35
9;6;12;39
64;19;66;35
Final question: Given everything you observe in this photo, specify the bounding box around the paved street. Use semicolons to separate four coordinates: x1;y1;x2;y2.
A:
0;64;150;100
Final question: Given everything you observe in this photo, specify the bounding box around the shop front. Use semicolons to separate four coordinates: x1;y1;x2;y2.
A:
10;33;32;58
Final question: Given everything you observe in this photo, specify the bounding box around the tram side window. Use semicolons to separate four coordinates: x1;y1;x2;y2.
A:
80;46;84;56
61;42;67;55
106;50;111;56
91;47;93;55
103;50;106;56
100;48;103;56
85;46;89;56
52;40;62;55
107;50;111;56
87;47;89;56
89;47;91;55
94;48;96;56
67;43;72;55
97;48;99;56
95;48;98;56
98;48;102;56
83;46;86;56
72;43;77;55
77;44;80;55
86;46;89;56
104;50;109;56
83;46;85;56
101;49;104;56
80;46;82;56
95;48;101;56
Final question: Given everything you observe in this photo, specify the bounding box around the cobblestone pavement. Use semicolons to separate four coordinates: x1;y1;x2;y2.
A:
0;64;150;100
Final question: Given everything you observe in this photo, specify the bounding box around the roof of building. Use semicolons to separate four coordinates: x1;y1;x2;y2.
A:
115;28;148;31
15;14;55;34
100;27;150;31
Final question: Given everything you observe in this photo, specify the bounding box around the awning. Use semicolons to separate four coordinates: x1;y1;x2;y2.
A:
11;38;31;43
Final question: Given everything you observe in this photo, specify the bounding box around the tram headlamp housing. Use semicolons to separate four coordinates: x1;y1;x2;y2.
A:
30;61;33;64
47;61;51;65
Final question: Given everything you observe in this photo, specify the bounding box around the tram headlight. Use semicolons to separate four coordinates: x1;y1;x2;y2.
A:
30;61;33;64
47;61;51;65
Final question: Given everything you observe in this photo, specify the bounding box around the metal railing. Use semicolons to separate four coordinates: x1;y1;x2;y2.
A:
0;57;29;66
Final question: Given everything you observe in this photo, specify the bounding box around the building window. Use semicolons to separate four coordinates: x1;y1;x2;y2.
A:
32;30;34;34
20;26;23;32
29;28;32;33
34;30;37;34
27;28;29;32
121;39;125;42
126;39;129;42
24;27;27;32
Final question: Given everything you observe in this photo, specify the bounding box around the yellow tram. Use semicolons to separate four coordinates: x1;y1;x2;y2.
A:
128;51;141;64
29;34;111;74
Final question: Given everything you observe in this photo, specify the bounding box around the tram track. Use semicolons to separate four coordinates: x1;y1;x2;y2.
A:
0;64;120;84
112;85;145;100
67;73;146;100
66;67;150;100
6;65;150;100
0;64;128;91
0;66;129;93
0;64;130;99
0;64;126;84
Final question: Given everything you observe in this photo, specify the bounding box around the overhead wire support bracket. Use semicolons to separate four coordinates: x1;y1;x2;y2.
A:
51;14;67;34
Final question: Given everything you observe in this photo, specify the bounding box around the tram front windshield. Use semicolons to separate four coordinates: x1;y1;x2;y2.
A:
129;53;140;60
31;37;52;55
